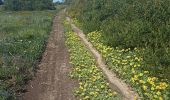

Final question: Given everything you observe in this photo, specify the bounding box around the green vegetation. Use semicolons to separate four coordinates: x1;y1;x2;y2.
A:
87;31;169;99
0;10;56;99
4;0;55;11
67;0;170;90
67;0;170;99
64;21;120;100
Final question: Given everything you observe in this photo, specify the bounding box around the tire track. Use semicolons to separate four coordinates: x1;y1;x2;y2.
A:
21;11;77;100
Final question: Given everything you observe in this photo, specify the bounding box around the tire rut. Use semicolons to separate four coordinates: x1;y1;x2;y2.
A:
21;11;77;100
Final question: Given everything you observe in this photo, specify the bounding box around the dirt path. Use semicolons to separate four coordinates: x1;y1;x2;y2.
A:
67;17;139;100
21;12;77;100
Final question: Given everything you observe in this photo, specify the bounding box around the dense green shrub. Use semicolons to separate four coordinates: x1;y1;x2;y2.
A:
4;0;55;11
68;0;170;81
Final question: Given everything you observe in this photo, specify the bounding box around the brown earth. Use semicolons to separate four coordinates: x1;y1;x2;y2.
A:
21;11;77;100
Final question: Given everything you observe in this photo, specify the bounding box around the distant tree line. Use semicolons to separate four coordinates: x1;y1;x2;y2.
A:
54;1;63;5
0;0;3;5
4;0;55;11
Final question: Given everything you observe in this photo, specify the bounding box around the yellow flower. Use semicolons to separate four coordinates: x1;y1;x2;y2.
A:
83;88;86;92
80;86;83;90
132;68;135;73
96;88;100;92
84;96;89;99
151;87;155;90
106;83;109;86
134;75;138;80
135;57;138;60
160;82;168;87
76;68;79;70
159;97;163;100
139;80;145;84
101;85;105;89
90;92;94;95
134;96;137;100
134;65;137;68
81;93;85;96
151;77;157;81
130;63;133;66
131;77;135;83
154;95;158;99
79;82;83;85
144;71;149;74
139;73;143;76
113;92;117;95
147;77;155;86
127;56;131;58
142;85;147;91
156;91;161;96
156;82;168;90
94;92;98;97
108;93;113;96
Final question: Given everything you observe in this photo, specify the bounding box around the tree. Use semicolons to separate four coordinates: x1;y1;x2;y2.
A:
0;0;3;5
4;0;55;11
64;0;72;5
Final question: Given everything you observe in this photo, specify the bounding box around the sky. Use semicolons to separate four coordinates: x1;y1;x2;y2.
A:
53;0;62;2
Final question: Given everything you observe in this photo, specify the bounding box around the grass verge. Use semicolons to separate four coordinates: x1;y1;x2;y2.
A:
0;10;56;99
64;20;121;100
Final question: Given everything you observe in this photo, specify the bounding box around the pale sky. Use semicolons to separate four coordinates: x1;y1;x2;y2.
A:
53;0;62;2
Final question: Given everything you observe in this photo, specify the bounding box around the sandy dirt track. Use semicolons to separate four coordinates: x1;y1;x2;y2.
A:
21;11;77;100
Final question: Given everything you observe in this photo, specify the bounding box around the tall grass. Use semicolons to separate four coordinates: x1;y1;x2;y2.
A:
0;10;56;99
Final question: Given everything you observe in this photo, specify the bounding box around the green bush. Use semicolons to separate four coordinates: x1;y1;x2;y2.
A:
4;0;55;11
68;0;170;82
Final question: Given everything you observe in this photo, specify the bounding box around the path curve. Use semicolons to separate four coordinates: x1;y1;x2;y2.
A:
67;17;139;100
21;11;77;100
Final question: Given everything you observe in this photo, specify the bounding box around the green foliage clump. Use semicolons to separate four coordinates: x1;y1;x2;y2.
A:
0;11;56;99
4;0;55;11
68;0;170;82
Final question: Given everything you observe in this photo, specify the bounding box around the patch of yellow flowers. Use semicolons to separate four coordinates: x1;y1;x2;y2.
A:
87;31;169;100
64;30;120;100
